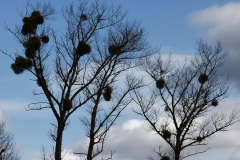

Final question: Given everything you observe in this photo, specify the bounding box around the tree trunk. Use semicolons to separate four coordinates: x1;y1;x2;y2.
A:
174;143;181;160
175;151;180;160
87;135;94;160
55;120;65;160
87;113;96;160
87;103;98;160
175;132;181;160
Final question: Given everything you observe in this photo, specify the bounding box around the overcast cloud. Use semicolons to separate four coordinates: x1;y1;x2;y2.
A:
190;2;240;90
190;2;240;50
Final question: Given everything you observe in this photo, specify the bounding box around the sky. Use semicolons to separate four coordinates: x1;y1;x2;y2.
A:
1;0;240;160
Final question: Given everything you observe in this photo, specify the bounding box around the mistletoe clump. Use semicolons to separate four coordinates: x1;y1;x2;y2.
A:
164;106;169;112
196;136;202;142
21;20;36;35
21;11;44;35
80;14;88;21
25;48;36;59
11;63;25;74
11;56;33;74
63;99;72;111
198;73;208;84
76;41;91;56
31;11;44;24
156;78;165;89
162;130;171;139
15;56;33;69
108;45;122;55
103;86;113;101
24;36;41;51
41;35;49;44
211;99;219;107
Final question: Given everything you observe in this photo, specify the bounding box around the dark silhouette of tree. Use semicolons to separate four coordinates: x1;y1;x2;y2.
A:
2;1;147;160
133;39;240;160
0;121;20;160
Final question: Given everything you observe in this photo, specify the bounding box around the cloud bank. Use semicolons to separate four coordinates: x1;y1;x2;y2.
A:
190;2;240;49
189;2;240;90
69;100;240;160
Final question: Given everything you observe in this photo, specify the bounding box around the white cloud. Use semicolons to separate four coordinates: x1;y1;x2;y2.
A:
71;119;164;160
71;138;89;156
62;149;83;160
190;2;240;50
189;2;240;90
70;108;240;160
121;119;145;131
190;3;240;26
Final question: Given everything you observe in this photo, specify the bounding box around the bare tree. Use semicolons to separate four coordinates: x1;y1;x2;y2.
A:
0;121;20;160
133;39;240;160
2;1;147;160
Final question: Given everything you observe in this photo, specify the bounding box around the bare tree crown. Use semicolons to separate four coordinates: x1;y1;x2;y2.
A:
2;1;148;160
134;39;240;160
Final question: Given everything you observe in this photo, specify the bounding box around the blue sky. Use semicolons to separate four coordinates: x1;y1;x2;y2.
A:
1;0;240;160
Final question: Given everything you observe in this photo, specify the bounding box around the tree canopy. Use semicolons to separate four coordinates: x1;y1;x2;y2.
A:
133;39;240;160
3;1;148;160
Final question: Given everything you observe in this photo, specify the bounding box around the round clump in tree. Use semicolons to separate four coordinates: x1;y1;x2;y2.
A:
211;99;218;107
25;48;36;58
31;11;41;17
164;106;169;112
162;130;171;139
15;56;33;69
21;11;44;36
108;45;122;55
76;41;91;56
35;15;44;24
24;36;41;51
21;22;36;35
156;78;165;89
103;86;113;101
63;99;72;111
31;11;44;24
22;17;33;23
41;35;49;44
11;56;33;74
22;16;37;35
196;136;202;143
11;63;25;74
161;156;170;160
198;73;208;84
80;14;88;21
